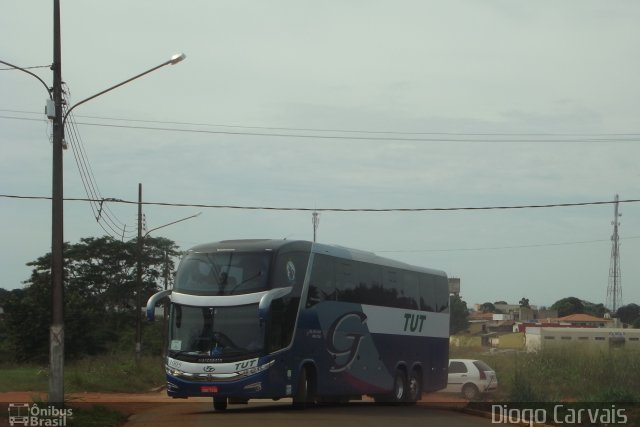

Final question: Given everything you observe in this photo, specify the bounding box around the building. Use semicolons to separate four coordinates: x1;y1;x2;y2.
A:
515;313;614;332
448;277;460;296
525;327;640;352
555;313;614;328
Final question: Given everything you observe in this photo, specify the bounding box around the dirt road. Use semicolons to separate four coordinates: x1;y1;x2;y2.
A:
0;390;466;427
0;391;481;427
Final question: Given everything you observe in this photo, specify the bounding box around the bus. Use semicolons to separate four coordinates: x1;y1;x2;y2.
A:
146;239;450;410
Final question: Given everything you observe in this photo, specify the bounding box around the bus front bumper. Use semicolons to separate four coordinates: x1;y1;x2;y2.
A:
165;360;285;399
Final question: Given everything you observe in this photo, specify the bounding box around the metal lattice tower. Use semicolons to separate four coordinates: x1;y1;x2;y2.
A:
606;194;623;312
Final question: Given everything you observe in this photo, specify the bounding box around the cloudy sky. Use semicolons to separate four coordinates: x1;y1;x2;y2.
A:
1;1;639;308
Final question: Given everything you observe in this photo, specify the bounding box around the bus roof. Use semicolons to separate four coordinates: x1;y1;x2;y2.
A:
186;239;447;278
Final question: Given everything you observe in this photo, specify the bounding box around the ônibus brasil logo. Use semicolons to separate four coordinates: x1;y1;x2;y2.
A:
8;403;73;426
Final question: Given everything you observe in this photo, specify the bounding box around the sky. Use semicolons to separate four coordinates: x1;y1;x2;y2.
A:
1;1;639;309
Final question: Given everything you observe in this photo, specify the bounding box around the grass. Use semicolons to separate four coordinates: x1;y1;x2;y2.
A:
3;345;638;402
65;354;165;393
0;366;48;392
451;345;640;402
66;405;128;427
0;353;165;393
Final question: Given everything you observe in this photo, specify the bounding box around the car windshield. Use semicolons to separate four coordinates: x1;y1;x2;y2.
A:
169;304;263;362
174;252;271;295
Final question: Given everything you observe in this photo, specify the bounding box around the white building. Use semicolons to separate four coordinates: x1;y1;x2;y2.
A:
525;327;640;352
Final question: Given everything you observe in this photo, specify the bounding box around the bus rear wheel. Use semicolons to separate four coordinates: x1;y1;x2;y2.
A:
406;369;422;404
391;369;408;403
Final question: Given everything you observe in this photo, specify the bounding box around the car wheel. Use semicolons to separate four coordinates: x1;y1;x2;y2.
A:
462;383;480;401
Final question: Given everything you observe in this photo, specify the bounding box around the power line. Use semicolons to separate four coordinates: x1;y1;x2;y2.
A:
3;193;639;252
65;111;135;240
2;111;640;143
376;236;640;253
60;87;136;240
0;64;51;71
25;112;640;136
42;121;640;143
2;193;639;212
3;108;640;137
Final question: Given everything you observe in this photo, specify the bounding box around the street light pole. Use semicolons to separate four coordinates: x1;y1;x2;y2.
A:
134;184;201;361
47;1;185;399
49;0;65;405
4;1;184;401
0;59;52;98
136;183;143;361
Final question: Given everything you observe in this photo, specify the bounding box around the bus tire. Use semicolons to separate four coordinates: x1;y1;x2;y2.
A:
406;369;422;404
391;368;408;403
213;397;227;411
292;367;315;409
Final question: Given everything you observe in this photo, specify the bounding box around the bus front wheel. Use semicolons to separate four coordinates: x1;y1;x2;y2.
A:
213;397;227;411
292;367;315;409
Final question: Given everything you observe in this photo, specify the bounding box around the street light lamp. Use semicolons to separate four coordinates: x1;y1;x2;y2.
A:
61;52;186;130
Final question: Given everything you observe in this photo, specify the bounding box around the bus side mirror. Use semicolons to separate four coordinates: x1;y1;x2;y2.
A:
146;290;172;321
258;287;293;325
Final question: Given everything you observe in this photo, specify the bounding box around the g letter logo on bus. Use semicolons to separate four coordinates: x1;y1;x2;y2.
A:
326;311;368;373
286;260;296;283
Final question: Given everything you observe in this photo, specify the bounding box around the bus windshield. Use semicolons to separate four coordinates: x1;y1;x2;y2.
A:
174;252;271;295
169;304;263;361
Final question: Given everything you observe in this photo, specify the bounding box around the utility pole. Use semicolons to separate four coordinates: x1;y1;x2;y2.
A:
162;249;169;360
606;194;623;313
136;183;143;361
312;211;320;243
49;0;65;405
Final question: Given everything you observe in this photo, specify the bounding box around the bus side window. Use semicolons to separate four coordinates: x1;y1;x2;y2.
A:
306;255;336;307
336;262;355;302
383;268;402;308
434;277;450;312
403;272;420;310
419;275;435;312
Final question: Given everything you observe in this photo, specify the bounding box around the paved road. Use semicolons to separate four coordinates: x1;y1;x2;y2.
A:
124;400;495;427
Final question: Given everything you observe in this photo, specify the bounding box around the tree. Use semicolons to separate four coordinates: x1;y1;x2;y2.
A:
519;298;530;308
583;302;607;318
616;303;640;326
551;297;585;317
479;302;497;313
2;236;180;362
450;295;470;334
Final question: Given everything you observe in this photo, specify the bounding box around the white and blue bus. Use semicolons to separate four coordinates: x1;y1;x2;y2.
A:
147;239;450;410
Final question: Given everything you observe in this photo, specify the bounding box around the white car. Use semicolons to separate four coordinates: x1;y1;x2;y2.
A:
446;359;498;400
